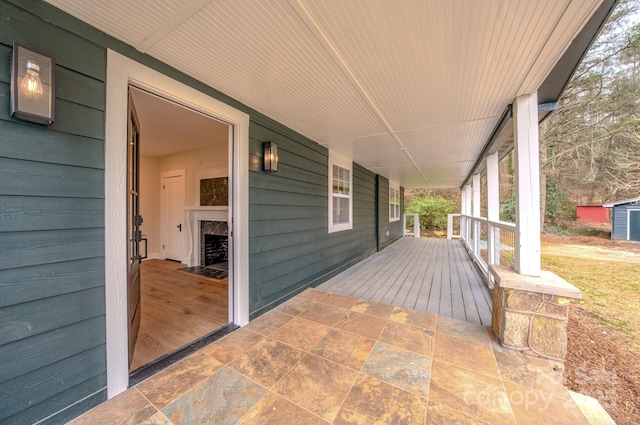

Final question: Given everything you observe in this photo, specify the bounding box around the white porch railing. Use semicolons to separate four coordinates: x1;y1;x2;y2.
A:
403;213;421;237
456;214;516;289
447;214;461;239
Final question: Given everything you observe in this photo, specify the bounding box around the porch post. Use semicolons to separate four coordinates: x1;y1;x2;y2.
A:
513;93;541;276
464;184;472;241
472;174;481;255
487;153;500;265
460;187;466;240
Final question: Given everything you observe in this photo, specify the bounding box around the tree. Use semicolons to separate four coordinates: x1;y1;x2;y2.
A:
540;0;640;208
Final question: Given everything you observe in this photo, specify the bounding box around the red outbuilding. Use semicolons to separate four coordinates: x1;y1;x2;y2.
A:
576;205;610;223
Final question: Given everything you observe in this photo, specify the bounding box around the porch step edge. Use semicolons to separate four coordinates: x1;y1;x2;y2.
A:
568;390;617;425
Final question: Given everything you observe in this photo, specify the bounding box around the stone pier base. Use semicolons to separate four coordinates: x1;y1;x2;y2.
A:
490;265;582;366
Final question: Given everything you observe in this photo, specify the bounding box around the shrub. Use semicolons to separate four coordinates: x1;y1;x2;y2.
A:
406;195;454;229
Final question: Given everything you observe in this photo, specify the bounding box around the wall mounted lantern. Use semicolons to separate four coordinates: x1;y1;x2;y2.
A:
11;43;55;126
263;141;278;173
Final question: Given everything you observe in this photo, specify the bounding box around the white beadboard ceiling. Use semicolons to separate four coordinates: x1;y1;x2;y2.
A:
46;0;604;188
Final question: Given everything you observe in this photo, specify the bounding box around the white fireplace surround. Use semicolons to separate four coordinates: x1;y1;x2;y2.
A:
185;206;228;267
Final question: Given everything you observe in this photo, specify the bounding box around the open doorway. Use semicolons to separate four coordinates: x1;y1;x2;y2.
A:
127;86;232;372
106;50;250;397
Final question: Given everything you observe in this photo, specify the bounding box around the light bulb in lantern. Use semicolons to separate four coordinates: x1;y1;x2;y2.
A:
21;61;43;96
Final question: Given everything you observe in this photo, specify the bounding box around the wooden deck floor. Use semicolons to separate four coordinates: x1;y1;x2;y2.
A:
319;237;492;325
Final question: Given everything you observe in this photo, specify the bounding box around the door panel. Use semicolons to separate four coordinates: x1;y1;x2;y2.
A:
127;91;142;366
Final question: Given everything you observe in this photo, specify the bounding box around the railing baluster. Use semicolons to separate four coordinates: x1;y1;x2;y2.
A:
454;214;516;290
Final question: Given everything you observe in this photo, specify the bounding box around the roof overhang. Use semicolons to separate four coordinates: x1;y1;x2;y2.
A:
603;197;640;207
45;0;616;188
462;0;617;188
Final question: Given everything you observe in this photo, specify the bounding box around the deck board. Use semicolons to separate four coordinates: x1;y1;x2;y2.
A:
319;237;492;325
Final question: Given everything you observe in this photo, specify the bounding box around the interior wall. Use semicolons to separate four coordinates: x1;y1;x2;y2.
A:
159;143;228;207
140;155;161;257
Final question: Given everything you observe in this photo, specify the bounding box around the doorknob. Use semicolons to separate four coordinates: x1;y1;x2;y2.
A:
177;223;182;232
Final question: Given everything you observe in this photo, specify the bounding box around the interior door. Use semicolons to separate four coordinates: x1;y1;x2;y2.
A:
127;91;143;366
161;171;185;261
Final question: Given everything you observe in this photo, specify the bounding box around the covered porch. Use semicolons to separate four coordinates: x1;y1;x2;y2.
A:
0;1;620;423
69;288;599;425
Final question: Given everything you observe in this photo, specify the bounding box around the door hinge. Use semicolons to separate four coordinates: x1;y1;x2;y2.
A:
163;185;165;190
162;244;165;249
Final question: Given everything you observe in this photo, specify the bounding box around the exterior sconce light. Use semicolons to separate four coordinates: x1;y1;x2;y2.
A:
11;43;55;125
263;141;278;173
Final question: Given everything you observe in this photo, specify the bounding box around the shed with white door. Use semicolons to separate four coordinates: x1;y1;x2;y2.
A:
603;197;640;241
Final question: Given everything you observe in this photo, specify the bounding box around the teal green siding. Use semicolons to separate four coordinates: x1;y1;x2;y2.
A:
248;119;377;318
376;176;404;251
0;1;107;424
1;0;398;422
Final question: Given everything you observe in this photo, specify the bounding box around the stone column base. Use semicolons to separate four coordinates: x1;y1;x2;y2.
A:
490;265;582;366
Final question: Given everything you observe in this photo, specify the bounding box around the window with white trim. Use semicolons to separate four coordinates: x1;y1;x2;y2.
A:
328;152;353;233
389;184;400;222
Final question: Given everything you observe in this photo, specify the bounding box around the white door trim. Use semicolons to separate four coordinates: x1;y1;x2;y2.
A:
105;49;249;398
627;208;640;241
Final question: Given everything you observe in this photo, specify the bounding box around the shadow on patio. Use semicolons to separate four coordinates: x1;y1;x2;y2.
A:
69;286;598;424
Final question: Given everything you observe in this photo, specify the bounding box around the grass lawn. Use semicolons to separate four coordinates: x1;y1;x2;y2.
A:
542;254;640;354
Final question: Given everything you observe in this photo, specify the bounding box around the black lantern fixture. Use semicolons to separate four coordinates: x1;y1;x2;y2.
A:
11;43;55;126
263;141;278;173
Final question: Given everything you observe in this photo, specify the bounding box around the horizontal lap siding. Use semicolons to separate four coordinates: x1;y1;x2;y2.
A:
0;2;107;424
377;176;404;251
611;206;626;240
249;121;377;318
2;0;388;422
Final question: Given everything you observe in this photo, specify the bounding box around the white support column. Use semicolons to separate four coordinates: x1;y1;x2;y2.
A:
487;154;499;222
513;93;541;276
487;153;500;266
461;188;466;216
472;174;481;217
472;174;481;256
463;184;472;241
460;188;466;241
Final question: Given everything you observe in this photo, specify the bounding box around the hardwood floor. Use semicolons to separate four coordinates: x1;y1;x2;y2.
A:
130;259;229;371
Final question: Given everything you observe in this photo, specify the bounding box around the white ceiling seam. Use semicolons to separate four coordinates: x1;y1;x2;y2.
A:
136;0;212;53
289;0;430;185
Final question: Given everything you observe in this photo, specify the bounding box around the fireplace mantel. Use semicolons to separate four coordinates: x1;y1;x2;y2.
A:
185;206;228;267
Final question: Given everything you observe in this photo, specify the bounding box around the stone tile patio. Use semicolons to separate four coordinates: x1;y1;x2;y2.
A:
68;288;597;424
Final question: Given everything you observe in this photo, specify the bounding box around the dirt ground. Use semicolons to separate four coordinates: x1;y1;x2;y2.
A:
565;306;640;424
541;230;640;261
541;226;640;424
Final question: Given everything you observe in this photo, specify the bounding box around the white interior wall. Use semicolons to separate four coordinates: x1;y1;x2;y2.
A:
159;143;228;206
139;143;228;260
139;155;161;257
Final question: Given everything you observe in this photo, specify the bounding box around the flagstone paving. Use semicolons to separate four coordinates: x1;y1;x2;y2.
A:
68;289;601;424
